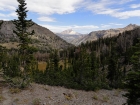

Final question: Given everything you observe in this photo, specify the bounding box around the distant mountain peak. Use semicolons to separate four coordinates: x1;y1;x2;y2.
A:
61;29;81;35
125;24;138;29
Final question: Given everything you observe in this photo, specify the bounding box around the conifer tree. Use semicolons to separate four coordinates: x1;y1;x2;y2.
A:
0;21;3;29
5;0;37;88
13;0;36;75
124;39;140;105
53;50;59;71
0;21;4;69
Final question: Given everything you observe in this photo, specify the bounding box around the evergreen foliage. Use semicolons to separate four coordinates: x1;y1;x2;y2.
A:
33;28;140;91
124;39;140;105
2;0;37;89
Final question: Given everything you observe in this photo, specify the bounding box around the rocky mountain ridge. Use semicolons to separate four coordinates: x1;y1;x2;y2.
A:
72;24;139;45
0;21;72;51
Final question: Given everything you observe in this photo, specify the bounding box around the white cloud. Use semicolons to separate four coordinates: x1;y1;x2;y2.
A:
0;18;9;21
0;0;84;22
113;10;140;19
0;13;6;17
0;0;17;11
130;4;140;8
0;12;17;18
40;24;99;34
0;0;84;14
86;0;140;19
27;0;84;15
0;0;140;24
109;23;123;25
101;24;111;28
38;17;56;22
101;23;123;29
8;12;17;17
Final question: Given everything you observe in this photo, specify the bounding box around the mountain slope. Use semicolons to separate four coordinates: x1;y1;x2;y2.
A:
0;21;72;51
73;24;138;45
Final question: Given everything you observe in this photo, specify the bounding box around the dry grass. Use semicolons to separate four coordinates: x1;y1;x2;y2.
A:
0;95;5;102
63;93;73;101
9;88;21;94
102;95;109;102
92;94;98;100
114;89;122;96
38;60;69;71
32;98;41;105
38;62;47;71
0;42;19;49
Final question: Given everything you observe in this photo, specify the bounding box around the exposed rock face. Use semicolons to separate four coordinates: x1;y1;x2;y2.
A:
0;21;72;50
72;24;138;46
56;29;86;44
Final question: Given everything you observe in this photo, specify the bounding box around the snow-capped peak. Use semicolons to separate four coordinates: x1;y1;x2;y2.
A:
61;29;81;35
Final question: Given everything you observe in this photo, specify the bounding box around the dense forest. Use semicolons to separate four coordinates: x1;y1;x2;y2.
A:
0;0;140;105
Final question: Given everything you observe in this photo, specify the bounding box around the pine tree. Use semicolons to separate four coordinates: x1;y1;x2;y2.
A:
0;46;6;70
107;54;117;88
124;38;140;105
13;0;36;74
53;50;59;71
0;21;5;70
4;0;37;88
0;21;3;29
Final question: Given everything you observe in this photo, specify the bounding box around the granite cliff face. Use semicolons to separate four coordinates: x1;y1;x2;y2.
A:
72;24;138;46
0;21;72;50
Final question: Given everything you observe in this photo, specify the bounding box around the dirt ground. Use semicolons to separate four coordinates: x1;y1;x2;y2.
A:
0;83;126;105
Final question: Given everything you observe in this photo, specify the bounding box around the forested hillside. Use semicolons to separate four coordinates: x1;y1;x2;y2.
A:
32;27;139;86
32;27;140;104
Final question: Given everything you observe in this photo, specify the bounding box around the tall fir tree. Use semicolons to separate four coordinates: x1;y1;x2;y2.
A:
3;0;38;88
124;38;140;105
13;0;36;75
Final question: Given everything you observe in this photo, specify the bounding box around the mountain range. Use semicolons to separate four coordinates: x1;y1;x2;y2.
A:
71;24;138;45
0;21;139;50
0;21;72;51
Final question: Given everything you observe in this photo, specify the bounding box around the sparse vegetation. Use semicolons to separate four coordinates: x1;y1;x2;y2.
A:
92;94;98;100
32;98;41;105
114;89;121;96
63;93;73;100
0;95;5;102
9;88;21;94
102;95;109;102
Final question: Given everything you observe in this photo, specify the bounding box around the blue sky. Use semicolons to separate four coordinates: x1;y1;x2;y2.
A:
0;0;140;34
